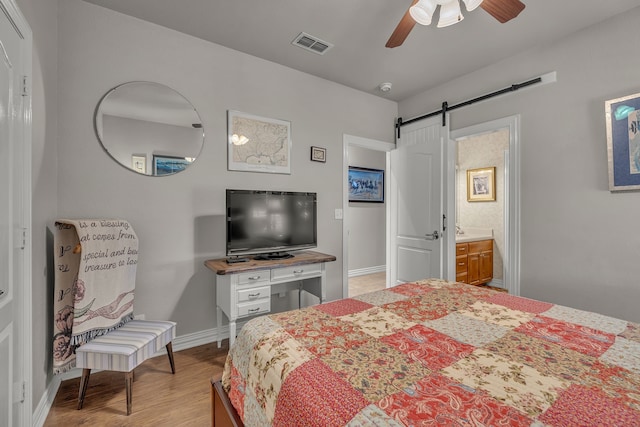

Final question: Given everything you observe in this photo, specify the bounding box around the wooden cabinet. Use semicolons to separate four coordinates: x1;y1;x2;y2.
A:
455;243;469;283
455;239;493;285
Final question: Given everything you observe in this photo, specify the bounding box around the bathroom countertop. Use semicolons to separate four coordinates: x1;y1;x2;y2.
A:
455;227;493;243
455;234;493;243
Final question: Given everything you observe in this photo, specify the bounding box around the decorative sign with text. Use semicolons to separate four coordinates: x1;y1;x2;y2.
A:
52;219;138;374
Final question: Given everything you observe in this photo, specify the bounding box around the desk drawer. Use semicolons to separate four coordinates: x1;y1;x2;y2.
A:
237;286;270;303
237;271;269;285
237;299;270;318
271;264;322;282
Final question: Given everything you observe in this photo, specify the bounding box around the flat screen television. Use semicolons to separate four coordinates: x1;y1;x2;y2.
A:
226;189;317;259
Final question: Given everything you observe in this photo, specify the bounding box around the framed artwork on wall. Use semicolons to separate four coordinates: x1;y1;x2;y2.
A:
605;91;640;192
131;155;146;174
227;110;291;174
310;146;326;163
467;167;496;202
153;155;193;176
348;166;384;203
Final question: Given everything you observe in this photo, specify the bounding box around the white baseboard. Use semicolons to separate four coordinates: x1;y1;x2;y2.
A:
32;325;233;426
33;378;60;427
489;278;505;289
348;265;386;278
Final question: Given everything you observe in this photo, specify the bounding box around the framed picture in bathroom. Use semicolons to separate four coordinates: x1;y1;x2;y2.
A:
605;91;640;192
467;167;495;202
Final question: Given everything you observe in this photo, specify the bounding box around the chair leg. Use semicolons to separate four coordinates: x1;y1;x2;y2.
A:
77;368;91;410
125;371;133;415
166;342;176;374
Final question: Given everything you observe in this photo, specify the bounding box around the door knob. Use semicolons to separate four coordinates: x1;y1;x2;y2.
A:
425;230;440;240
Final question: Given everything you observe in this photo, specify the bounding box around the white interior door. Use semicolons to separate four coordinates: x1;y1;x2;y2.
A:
0;2;30;425
389;115;447;284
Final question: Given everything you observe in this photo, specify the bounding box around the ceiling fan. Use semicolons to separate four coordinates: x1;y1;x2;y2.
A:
386;0;525;48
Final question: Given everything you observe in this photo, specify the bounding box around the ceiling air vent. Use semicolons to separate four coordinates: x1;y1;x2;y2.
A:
292;32;333;55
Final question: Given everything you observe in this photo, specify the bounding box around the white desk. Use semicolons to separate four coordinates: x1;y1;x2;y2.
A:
205;251;336;347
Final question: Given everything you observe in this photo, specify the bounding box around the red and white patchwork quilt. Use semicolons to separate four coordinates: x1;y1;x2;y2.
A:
222;279;640;426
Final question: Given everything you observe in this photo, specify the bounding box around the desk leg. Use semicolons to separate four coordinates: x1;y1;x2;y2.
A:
216;306;222;348
229;321;236;347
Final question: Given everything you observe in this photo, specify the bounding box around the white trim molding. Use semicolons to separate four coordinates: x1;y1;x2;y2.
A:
348;265;386;278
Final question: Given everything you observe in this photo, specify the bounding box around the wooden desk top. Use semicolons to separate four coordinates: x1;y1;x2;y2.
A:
204;251;336;275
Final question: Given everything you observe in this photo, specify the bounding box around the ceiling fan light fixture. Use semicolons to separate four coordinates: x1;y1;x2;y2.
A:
409;0;437;26
437;0;464;28
462;0;483;12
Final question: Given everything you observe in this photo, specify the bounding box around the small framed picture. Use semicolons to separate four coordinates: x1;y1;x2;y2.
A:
131;155;147;174
153;155;193;176
310;146;326;163
467;167;496;202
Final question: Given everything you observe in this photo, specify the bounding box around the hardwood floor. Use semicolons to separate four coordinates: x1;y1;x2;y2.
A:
348;272;386;297
348;272;506;296
44;341;229;426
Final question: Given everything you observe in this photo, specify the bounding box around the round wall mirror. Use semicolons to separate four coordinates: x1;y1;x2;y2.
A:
95;81;204;176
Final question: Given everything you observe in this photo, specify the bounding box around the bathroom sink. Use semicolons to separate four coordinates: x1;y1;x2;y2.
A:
455;234;492;243
454;227;493;243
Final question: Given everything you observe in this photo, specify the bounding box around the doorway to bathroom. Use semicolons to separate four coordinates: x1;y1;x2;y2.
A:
449;116;521;295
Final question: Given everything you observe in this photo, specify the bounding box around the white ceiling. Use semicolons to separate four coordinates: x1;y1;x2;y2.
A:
80;0;640;102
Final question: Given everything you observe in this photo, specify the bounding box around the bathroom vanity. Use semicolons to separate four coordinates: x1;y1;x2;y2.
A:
455;238;493;285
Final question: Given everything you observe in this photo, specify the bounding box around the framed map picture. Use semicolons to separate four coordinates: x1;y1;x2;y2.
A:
227;110;291;174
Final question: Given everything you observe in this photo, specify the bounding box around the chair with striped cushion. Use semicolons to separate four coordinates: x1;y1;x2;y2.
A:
75;319;177;415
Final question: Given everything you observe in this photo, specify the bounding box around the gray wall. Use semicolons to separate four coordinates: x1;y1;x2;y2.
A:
400;7;640;323
347;146;386;272
24;0;397;413
55;0;396;324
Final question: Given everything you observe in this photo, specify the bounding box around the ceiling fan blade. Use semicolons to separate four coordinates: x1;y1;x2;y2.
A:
385;0;419;48
480;0;525;24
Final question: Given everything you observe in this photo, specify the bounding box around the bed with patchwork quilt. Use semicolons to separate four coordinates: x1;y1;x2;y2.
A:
212;279;640;426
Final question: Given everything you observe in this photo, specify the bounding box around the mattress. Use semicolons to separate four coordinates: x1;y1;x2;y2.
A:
221;279;640;426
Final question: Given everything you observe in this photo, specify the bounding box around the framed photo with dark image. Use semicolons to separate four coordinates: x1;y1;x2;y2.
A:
467;167;496;202
348;166;384;203
605;91;640;192
310;146;326;163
